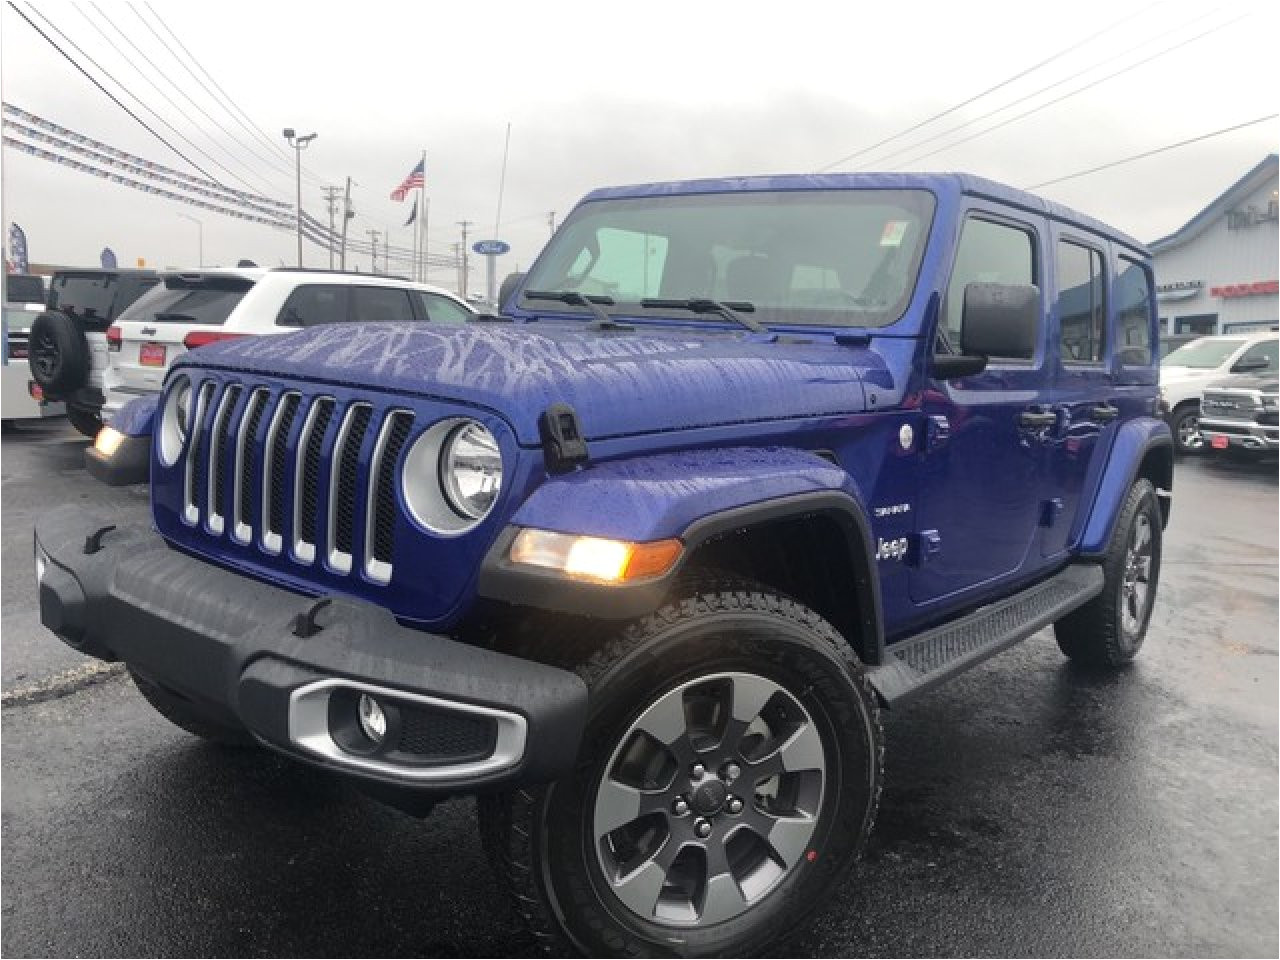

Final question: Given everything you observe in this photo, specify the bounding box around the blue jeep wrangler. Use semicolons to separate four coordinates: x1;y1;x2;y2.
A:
35;173;1172;956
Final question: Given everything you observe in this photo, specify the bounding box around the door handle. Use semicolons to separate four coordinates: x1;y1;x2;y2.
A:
1091;402;1119;422
1019;409;1058;428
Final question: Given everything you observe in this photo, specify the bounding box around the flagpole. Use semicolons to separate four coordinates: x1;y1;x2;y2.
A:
412;197;419;280
419;149;427;283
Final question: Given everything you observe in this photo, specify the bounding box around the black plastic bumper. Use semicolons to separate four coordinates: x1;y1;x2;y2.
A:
34;505;588;793
84;432;150;486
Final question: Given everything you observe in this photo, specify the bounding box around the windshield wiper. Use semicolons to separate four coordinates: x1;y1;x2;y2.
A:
640;298;765;333
155;312;199;323
523;290;631;331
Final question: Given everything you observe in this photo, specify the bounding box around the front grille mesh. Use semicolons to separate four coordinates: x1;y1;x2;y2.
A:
177;379;412;582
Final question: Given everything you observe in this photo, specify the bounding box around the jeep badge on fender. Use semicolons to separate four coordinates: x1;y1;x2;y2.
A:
34;172;1171;957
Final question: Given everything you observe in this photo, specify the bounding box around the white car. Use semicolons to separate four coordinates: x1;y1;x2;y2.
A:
1159;330;1279;454
102;268;476;421
2;303;66;424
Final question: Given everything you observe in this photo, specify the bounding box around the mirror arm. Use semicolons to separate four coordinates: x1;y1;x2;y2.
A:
932;353;988;380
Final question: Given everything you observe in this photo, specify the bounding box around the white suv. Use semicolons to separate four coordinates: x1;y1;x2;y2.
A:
1159;330;1280;454
102;268;475;421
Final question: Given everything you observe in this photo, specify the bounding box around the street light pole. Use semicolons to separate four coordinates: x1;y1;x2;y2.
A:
283;127;318;267
177;213;203;267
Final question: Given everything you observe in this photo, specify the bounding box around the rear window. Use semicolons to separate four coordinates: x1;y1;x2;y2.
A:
117;276;254;327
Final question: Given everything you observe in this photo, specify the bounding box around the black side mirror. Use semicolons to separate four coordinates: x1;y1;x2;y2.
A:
960;282;1040;360
933;353;988;379
499;272;526;312
1232;356;1269;373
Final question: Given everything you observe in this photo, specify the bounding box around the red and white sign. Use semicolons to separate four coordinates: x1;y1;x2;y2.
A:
139;343;167;367
1209;280;1278;299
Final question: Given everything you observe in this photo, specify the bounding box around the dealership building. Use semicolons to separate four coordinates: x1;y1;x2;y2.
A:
1149;153;1278;335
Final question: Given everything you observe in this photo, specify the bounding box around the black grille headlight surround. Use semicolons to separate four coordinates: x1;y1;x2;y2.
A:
157;375;191;467
402;418;502;535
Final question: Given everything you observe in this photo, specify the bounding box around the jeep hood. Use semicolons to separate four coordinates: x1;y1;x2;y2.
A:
182;322;876;445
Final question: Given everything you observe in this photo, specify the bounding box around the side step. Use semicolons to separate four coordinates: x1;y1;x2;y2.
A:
867;564;1105;707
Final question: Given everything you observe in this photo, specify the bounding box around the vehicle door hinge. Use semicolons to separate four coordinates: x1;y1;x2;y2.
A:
539;402;589;473
1039;498;1065;528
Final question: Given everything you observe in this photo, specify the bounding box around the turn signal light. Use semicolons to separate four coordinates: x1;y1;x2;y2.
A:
509;529;682;584
93;426;126;457
183;331;251;350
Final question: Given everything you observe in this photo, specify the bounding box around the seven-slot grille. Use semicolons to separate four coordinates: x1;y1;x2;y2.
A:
179;378;414;584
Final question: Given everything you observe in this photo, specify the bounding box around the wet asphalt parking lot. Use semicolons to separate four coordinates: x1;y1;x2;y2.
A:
2;418;1277;958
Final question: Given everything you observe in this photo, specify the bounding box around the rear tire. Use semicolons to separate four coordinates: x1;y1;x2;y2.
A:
479;581;883;957
67;407;102;439
27;311;89;398
129;668;255;746
1055;478;1162;668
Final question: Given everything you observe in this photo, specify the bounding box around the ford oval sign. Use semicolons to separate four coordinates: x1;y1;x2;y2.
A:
473;240;510;256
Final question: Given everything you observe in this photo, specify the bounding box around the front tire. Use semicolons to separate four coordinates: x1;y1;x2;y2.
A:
1171;403;1203;455
1055;478;1162;668
480;581;883;957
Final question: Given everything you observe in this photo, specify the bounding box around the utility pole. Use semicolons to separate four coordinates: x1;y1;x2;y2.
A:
452;242;462;296
457;220;473;297
322;186;342;269
283;128;318;267
548;211;556;236
367;229;381;275
339;176;354;271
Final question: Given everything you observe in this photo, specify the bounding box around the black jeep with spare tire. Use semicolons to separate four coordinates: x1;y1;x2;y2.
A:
28;268;159;437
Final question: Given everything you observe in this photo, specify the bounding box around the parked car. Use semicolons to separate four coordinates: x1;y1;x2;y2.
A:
89;269;476;484
1158;330;1279;454
1199;363;1279;461
35;172;1171;957
3;302;66;425
27;268;159;436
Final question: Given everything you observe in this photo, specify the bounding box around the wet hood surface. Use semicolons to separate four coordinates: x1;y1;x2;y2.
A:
1205;373;1280;394
179;321;878;444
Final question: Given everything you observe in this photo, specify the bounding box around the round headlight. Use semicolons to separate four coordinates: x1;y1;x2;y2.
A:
401;418;504;535
158;376;191;467
441;421;502;520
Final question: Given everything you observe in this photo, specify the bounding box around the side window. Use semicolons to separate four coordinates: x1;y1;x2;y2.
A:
1235;339;1279;373
1057;240;1105;364
277;285;350;327
351;286;416;324
1114;256;1154;366
943;216;1037;352
416;292;472;325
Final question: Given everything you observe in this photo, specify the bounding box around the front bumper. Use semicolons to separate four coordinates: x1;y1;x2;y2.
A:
1199;417;1280;453
84;431;150;486
34;505;587;793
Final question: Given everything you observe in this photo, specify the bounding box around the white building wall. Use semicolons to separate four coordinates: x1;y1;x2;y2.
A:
1153;172;1278;333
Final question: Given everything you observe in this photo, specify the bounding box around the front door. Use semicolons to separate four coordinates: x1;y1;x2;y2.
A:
910;209;1053;606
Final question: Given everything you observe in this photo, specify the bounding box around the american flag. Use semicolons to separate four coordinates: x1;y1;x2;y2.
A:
390;159;425;201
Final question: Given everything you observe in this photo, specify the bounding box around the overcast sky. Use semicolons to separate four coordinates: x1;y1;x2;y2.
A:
1;0;1276;293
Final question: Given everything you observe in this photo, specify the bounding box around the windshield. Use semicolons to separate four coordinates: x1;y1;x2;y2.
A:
117;276;254;327
1162;338;1245;369
522;189;936;328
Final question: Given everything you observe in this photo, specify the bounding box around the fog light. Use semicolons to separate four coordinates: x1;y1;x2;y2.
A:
357;694;387;744
94;426;126;458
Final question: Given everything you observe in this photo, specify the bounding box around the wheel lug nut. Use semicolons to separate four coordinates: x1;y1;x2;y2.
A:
727;796;744;815
694;818;712;839
690;763;705;779
722;762;741;782
672;797;690;817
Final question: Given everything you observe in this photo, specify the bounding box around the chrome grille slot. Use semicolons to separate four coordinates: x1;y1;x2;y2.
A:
233;388;270;545
263;392;301;553
293;396;335;563
365;411;414;583
182;381;216;525
206;385;241;535
327;403;373;574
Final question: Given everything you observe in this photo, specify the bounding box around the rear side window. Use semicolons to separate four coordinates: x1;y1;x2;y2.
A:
351;286;416;324
118;277;253;327
416;292;472;325
1057;240;1106;364
277;285;351;327
943;216;1037;349
1114;256;1154;366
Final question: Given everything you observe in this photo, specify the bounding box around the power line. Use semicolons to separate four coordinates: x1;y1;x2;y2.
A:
74;1;278;196
120;2;300;186
891;12;1250;170
4;0;220;183
1025;115;1278;190
815;1;1160;172
137;1;322;185
853;6;1225;171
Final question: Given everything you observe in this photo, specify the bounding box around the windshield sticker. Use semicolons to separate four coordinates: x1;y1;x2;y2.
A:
880;221;909;247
